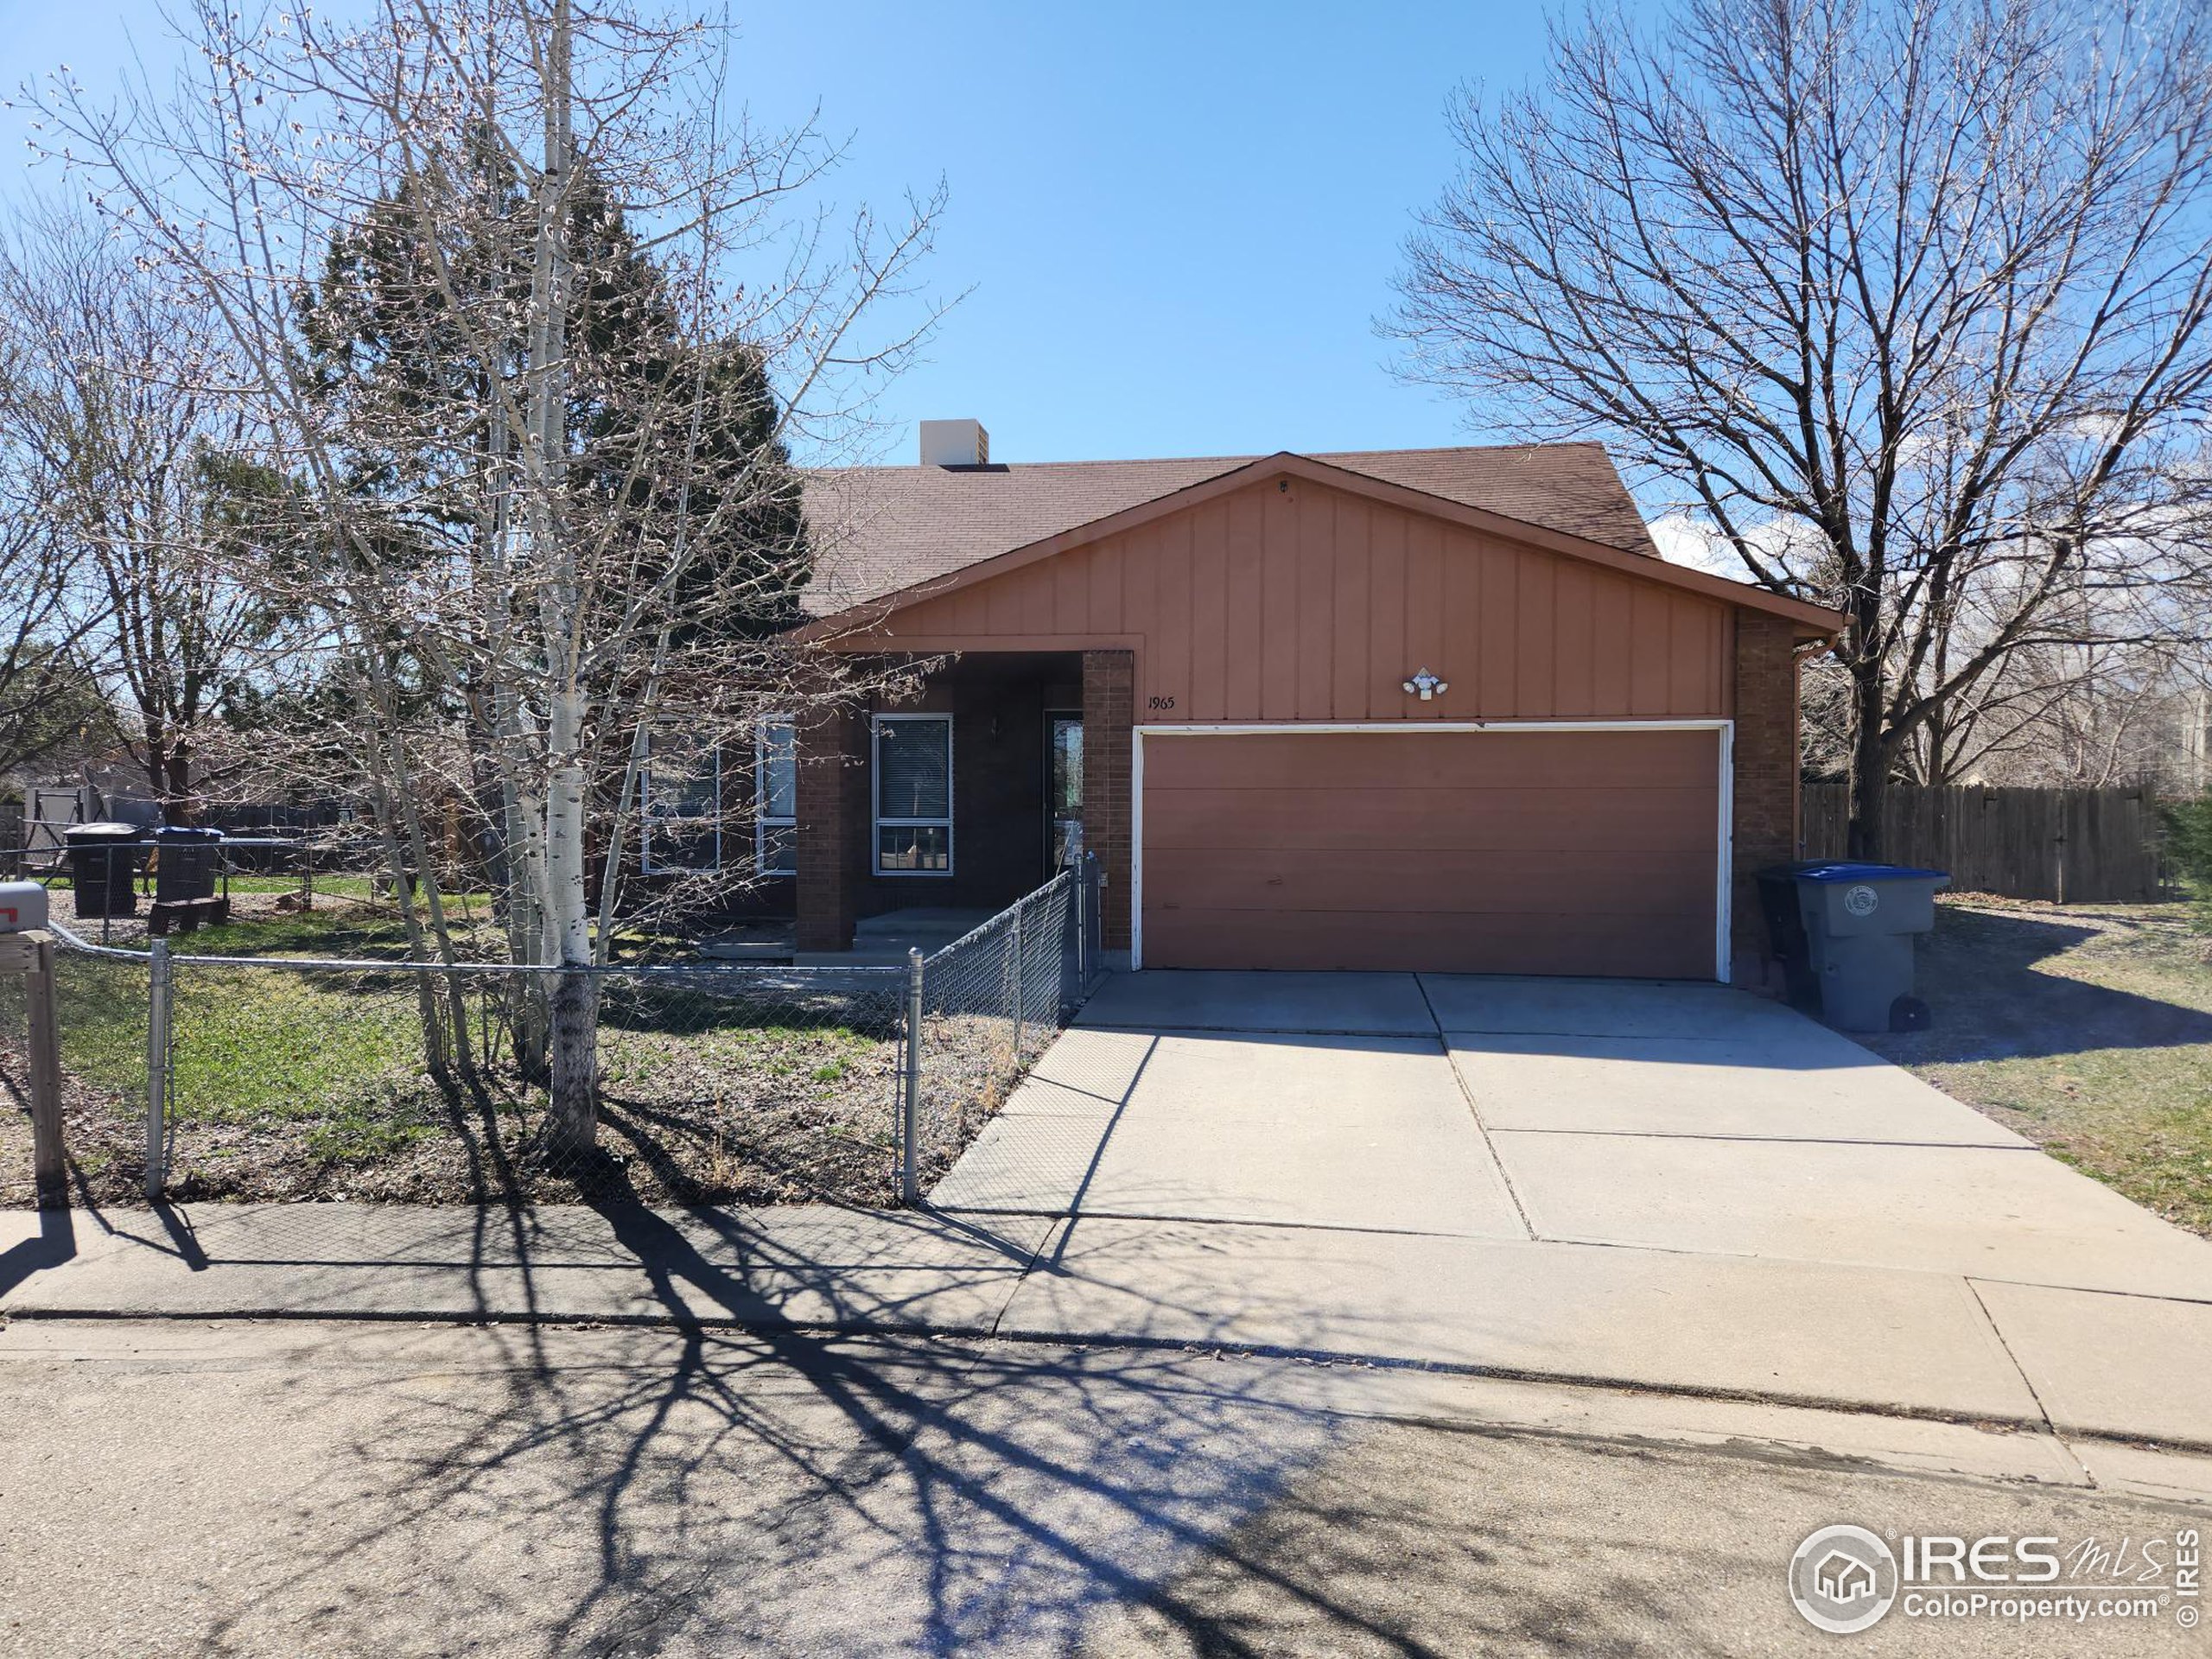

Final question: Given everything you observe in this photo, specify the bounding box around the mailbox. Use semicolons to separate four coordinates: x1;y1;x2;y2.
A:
0;881;49;932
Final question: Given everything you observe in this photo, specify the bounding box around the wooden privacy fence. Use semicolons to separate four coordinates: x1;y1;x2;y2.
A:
1801;782;2169;903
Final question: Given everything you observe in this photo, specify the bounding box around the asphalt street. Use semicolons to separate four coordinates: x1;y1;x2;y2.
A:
2;1318;2205;1657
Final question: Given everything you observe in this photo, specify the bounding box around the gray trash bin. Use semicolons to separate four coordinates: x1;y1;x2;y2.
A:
1769;861;1948;1033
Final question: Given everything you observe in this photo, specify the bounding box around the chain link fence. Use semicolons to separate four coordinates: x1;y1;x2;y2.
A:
906;866;1096;1198
0;944;151;1201
0;860;1103;1208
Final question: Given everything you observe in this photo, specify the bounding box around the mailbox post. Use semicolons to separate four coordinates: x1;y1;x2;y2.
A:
0;882;65;1208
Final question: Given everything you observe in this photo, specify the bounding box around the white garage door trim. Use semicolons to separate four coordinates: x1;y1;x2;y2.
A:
1130;719;1736;979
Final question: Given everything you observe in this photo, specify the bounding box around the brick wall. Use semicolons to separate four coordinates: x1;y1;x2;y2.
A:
1730;612;1801;988
850;674;1072;918
1082;650;1134;950
794;702;864;951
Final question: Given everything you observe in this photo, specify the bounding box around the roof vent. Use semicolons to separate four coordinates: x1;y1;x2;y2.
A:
919;419;989;467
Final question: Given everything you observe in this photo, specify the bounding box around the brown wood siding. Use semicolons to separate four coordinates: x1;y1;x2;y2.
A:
868;476;1732;721
1140;729;1720;977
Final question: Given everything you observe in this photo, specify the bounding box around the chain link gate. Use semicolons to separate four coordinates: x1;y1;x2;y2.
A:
898;857;1101;1202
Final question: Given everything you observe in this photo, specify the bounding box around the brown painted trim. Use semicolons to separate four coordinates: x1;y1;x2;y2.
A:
793;451;1846;644
817;632;1149;657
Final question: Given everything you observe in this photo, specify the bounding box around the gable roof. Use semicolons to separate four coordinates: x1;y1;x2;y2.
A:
797;442;1844;640
800;441;1658;618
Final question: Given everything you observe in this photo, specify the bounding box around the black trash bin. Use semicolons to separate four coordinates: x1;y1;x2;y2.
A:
64;822;142;918
1754;861;1824;1011
1762;861;1948;1032
154;825;225;904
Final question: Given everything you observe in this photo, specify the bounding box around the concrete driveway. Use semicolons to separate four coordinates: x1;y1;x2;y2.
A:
935;970;2212;1445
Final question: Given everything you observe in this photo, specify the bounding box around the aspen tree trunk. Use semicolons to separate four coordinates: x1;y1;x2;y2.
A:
527;0;599;1160
482;343;548;1079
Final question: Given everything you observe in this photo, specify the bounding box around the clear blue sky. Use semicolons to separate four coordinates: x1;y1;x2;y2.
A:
0;1;1628;465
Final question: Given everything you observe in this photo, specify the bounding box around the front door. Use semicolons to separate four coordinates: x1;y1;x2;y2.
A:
1047;713;1084;873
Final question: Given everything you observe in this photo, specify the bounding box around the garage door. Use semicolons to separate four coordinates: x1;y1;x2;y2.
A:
1136;728;1722;978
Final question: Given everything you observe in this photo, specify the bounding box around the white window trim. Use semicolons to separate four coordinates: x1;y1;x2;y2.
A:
640;732;722;876
873;712;955;877
754;714;797;876
1128;719;1734;981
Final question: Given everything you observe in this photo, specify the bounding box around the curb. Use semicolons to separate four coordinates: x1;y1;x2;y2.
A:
10;1298;2211;1461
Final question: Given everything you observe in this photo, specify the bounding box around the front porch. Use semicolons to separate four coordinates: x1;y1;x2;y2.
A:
792;647;1132;958
702;906;995;966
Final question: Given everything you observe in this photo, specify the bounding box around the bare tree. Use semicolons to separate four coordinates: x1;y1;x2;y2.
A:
0;467;107;780
1929;633;2210;787
27;0;939;1155
0;209;280;820
1392;0;2212;855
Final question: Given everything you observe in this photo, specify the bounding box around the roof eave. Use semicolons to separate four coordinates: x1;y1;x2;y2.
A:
791;450;1846;643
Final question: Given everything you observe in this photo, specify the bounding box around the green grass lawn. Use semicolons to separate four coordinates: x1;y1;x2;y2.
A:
220;872;377;900
46;944;429;1139
1867;897;2212;1236
185;908;418;958
182;886;683;964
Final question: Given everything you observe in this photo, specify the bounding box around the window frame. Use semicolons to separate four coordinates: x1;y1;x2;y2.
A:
1045;709;1084;872
753;714;798;876
871;712;954;877
639;731;722;875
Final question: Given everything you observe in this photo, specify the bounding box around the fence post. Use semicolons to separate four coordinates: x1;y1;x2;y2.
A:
1084;852;1101;986
21;938;65;1208
1010;890;1029;1058
144;938;171;1200
901;946;925;1206
1061;870;1079;1019
1074;858;1090;993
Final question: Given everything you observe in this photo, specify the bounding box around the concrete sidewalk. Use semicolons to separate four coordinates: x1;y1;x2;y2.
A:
6;1188;2210;1450
0;1202;1055;1333
8;971;2212;1454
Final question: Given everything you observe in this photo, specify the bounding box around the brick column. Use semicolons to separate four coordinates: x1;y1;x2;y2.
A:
795;702;865;953
1081;650;1135;954
1730;612;1802;989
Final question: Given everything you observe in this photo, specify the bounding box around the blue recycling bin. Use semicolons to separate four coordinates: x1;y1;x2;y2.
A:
1760;861;1948;1033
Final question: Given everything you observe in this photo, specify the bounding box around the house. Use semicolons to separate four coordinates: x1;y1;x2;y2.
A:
1814;1551;1877;1604
683;421;1841;982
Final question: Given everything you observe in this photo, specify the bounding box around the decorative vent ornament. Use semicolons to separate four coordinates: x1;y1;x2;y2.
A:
1402;667;1449;702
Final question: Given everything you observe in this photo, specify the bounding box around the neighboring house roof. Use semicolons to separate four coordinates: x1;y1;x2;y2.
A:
799;441;1661;619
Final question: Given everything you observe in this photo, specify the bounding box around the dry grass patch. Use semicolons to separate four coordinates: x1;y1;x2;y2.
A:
1866;896;2212;1236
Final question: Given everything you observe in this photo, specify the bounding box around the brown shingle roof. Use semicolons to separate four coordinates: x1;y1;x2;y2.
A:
799;441;1656;616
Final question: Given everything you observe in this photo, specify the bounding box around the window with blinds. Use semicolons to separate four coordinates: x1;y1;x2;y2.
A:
874;714;952;874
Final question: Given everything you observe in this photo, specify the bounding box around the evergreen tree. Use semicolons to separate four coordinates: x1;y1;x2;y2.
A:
299;149;808;637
